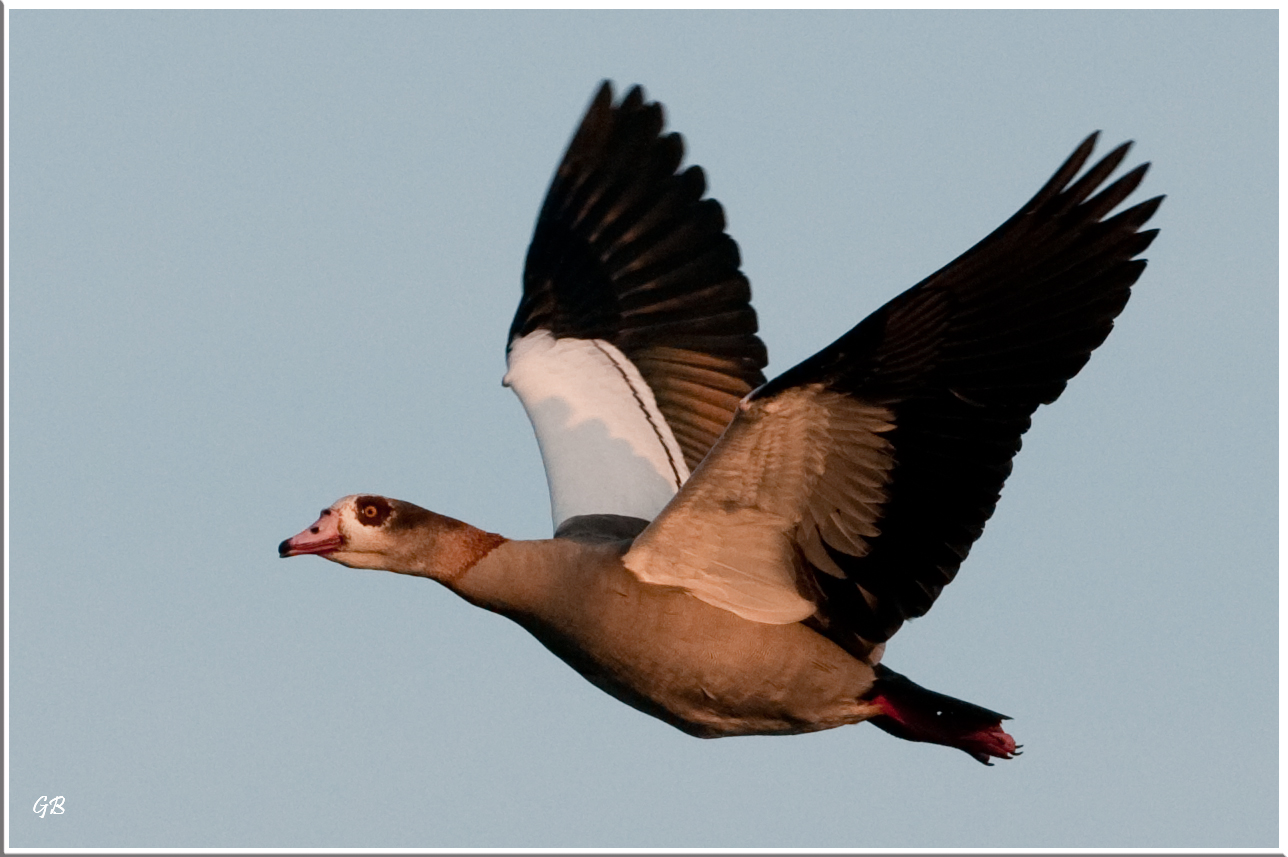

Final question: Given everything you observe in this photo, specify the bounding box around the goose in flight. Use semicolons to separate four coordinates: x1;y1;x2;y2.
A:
280;82;1161;763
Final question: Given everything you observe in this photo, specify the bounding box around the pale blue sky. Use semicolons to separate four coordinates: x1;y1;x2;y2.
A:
8;10;1277;849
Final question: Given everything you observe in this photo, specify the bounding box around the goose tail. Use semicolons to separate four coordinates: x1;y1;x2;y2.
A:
865;665;1021;765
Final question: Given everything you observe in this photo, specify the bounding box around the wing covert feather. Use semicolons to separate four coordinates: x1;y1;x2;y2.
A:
625;388;896;625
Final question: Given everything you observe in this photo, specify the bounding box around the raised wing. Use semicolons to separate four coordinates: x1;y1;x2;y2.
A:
505;83;767;531
625;133;1163;658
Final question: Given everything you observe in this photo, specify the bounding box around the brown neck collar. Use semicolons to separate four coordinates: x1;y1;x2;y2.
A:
432;526;508;586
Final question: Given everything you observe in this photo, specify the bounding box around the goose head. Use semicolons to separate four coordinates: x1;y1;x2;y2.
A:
279;494;505;581
279;494;435;571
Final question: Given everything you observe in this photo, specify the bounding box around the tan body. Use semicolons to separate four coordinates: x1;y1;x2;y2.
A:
455;537;880;737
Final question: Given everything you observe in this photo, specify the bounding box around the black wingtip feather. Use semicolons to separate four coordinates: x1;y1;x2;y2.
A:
1125;194;1166;225
1055;140;1132;214
1027;131;1099;210
1080;161;1149;221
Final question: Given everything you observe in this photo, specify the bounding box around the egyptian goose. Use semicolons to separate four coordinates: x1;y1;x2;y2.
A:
280;82;1161;763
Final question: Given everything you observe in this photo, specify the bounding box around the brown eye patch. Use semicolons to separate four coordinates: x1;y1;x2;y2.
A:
354;495;392;527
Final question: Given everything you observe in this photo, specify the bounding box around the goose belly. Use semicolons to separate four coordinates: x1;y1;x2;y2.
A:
512;569;881;738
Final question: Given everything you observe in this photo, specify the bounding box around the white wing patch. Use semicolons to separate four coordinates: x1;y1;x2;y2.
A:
504;330;691;529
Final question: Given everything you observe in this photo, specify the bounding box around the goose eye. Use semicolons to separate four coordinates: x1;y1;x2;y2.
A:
353;495;390;527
